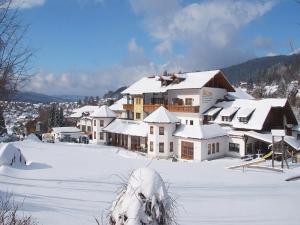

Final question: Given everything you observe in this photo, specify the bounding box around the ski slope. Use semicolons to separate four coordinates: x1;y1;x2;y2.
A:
0;140;300;225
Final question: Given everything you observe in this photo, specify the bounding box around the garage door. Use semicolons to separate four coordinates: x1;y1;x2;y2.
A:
181;141;194;160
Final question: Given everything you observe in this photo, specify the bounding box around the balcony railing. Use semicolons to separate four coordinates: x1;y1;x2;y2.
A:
144;104;199;113
123;104;134;111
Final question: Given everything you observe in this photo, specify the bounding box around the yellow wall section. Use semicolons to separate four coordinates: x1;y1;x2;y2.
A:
134;96;144;120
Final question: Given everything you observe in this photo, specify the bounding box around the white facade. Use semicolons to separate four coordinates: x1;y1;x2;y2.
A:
147;123;177;159
177;136;228;161
92;117;114;144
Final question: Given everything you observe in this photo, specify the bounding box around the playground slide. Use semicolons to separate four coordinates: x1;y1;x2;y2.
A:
285;175;300;182
262;151;273;159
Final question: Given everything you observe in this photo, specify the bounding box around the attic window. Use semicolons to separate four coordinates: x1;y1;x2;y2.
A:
238;117;249;123
222;116;232;122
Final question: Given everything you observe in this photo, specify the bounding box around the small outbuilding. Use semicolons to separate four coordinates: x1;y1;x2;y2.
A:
173;123;228;161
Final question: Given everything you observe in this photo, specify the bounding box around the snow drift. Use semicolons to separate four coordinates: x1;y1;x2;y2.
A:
0;143;26;167
108;167;175;225
26;134;41;142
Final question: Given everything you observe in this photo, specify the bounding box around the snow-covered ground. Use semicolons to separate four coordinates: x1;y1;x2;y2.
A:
0;140;300;225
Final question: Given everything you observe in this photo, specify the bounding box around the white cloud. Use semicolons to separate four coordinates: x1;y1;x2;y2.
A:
128;38;144;53
10;0;45;9
254;36;274;50
130;0;276;69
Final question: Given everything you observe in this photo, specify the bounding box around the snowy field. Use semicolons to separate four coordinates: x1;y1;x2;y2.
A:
1;140;300;225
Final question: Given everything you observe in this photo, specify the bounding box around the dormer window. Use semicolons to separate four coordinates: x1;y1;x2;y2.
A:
219;107;239;123
236;108;255;124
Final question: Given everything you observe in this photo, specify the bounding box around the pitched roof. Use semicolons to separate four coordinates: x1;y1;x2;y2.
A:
109;97;127;112
212;98;291;130
51;127;81;133
144;106;180;123
173;124;227;140
90;105;117;118
103;119;148;137
122;70;234;95
68;105;99;118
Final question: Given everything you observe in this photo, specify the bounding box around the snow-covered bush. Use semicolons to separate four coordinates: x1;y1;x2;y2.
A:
0;143;26;167
108;167;175;225
0;193;37;225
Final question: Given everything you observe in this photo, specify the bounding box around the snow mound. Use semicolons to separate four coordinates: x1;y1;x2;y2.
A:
109;167;174;225
0;143;26;167
26;134;41;142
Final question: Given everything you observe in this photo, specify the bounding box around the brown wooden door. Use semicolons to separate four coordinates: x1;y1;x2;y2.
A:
181;141;194;160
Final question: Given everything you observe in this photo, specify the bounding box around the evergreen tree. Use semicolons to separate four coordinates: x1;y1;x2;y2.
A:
58;107;64;126
0;109;6;134
78;99;82;106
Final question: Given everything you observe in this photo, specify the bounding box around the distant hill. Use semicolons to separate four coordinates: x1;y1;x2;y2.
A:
11;92;84;103
103;86;127;100
222;53;300;84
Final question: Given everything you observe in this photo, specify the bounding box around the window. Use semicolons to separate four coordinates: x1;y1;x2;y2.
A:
93;131;96;139
297;134;300;140
100;120;104;127
229;143;240;153
94;120;96;126
159;143;164;153
81;125;86;132
190;120;193;125
239;117;248;123
212;143;215;154
216;143;219;153
159;127;164;135
136;113;141;120
170;142;173;152
185;98;193;106
208;144;211;155
222;116;231;122
150;141;153;152
87;126;91;132
150;126;153;134
100;132;104;140
135;98;142;104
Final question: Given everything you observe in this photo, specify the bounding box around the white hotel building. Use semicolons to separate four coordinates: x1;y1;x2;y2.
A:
79;70;300;161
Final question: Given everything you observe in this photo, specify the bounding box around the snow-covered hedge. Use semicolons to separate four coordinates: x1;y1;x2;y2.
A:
0;143;26;166
108;167;175;225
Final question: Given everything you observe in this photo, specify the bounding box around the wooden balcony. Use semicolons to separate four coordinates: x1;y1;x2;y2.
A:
143;104;199;113
167;105;199;113
123;104;134;111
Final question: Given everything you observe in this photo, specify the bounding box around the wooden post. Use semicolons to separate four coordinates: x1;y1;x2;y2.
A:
272;136;275;168
281;136;284;169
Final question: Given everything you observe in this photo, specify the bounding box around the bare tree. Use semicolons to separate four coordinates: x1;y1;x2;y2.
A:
0;0;33;133
0;193;38;225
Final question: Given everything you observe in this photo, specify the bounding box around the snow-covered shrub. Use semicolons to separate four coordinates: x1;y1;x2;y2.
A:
108;167;175;225
0;143;26;167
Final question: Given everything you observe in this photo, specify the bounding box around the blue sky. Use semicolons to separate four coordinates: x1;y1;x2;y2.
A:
17;0;300;96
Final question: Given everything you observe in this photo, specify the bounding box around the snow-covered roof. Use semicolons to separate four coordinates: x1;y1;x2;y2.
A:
144;106;180;124
271;129;286;137
51;127;81;134
173;124;227;140
109;97;127;112
90;105;116;118
244;131;300;151
122;70;233;95
203;107;222;116
69;105;99;118
103;119;148;137
219;107;239;117
236;107;255;118
213;98;289;130
227;87;255;100
0;143;26;166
